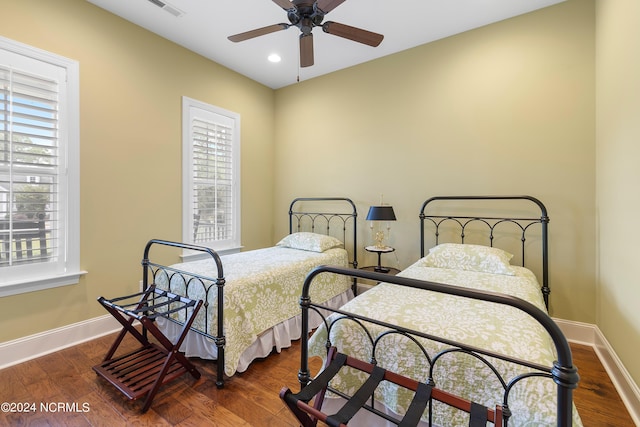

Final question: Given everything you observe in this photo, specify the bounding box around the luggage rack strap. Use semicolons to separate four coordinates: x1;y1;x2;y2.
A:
99;286;197;321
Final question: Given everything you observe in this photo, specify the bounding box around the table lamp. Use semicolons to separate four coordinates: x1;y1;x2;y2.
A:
366;205;396;249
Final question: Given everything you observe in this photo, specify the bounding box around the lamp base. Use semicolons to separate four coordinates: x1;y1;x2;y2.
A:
374;266;390;273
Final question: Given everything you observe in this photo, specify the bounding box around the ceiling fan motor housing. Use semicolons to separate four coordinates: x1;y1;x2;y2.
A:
288;1;325;28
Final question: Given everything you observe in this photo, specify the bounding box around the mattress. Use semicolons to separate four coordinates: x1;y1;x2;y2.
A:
308;261;583;426
154;245;351;377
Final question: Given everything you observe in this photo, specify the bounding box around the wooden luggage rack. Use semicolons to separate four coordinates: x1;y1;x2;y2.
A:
93;285;203;412
280;346;504;427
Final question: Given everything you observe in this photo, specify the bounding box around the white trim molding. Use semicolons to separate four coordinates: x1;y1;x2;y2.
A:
0;315;120;370
554;318;640;426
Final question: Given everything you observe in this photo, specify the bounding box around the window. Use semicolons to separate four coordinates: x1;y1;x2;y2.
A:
0;36;81;297
182;97;240;257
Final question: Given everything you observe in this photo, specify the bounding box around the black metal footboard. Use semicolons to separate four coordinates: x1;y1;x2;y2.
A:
298;266;579;426
142;239;226;388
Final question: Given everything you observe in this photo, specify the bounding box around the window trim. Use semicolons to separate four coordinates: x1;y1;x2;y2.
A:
0;36;84;297
182;96;241;260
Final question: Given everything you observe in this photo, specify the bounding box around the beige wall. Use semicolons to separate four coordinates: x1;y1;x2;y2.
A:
274;0;596;322
0;0;276;342
3;0;636;393
595;0;640;390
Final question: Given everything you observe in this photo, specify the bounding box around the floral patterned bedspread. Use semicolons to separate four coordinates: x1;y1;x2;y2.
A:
308;261;583;426
155;246;350;376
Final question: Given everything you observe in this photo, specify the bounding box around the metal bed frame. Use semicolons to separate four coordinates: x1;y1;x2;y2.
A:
419;195;550;308
283;195;577;426
141;197;358;388
291;265;578;426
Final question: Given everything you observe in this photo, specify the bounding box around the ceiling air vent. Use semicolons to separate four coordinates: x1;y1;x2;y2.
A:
146;0;184;18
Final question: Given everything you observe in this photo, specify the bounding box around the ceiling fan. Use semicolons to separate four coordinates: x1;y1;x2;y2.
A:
227;0;384;68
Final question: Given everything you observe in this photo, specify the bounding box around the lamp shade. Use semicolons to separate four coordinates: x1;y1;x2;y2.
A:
366;205;396;221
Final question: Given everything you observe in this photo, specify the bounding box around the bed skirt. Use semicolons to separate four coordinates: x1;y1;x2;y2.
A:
156;289;354;374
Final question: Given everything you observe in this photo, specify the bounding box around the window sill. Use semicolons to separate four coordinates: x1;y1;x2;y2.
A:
0;270;88;298
180;246;243;262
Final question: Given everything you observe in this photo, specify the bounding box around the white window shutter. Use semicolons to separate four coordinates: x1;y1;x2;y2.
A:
1;36;82;296
0;64;60;265
182;97;240;253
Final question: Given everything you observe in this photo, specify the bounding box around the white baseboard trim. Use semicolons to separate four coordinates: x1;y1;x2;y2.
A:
554;318;640;426
1;314;638;425
0;314;121;370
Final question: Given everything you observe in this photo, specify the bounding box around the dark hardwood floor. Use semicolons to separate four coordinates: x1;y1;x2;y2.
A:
0;332;635;426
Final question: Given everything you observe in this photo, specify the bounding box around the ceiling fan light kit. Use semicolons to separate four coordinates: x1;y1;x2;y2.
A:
227;0;384;68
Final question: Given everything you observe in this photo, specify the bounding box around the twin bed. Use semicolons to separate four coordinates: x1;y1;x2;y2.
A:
114;195;580;425
284;196;582;426
142;197;358;387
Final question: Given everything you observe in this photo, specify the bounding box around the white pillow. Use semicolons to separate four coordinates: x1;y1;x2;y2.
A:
276;232;344;253
421;243;515;276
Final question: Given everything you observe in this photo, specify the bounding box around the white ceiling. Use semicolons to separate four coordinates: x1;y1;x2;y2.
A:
86;0;564;89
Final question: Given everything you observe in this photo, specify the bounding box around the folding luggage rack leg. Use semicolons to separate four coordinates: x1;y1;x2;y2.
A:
92;285;203;413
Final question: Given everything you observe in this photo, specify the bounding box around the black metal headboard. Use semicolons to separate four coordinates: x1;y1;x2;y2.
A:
419;195;550;308
288;197;358;271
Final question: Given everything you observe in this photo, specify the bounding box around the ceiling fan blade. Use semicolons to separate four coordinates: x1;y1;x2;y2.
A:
315;0;346;13
228;23;290;42
300;33;314;67
322;21;384;47
272;0;295;11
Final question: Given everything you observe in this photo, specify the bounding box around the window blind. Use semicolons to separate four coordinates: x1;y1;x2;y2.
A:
191;118;234;244
0;65;58;266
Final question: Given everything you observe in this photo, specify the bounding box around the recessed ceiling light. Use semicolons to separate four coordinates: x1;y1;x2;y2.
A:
268;54;281;63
